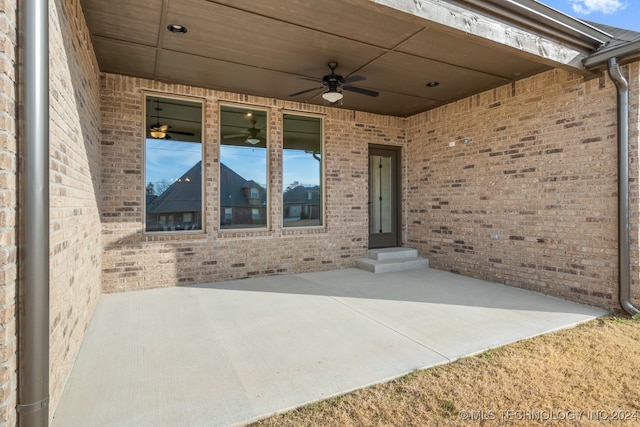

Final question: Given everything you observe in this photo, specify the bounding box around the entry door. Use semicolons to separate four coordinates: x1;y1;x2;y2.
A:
368;146;400;248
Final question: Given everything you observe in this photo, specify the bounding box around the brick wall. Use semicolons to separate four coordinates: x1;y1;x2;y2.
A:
0;0;102;422
100;74;406;292
48;0;102;417
100;64;640;313
406;64;640;311
0;0;17;423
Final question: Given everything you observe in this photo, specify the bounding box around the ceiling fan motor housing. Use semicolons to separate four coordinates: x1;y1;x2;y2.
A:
323;74;342;91
323;61;342;91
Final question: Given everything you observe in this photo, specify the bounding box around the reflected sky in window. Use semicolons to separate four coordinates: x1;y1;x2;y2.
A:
146;140;320;190
220;145;267;186
283;149;321;190
145;138;202;189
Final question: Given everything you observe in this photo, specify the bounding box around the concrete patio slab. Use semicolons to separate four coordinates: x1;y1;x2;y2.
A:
51;268;605;427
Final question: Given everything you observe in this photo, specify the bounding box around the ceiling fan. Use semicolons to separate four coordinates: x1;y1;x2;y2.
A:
289;62;379;104
223;118;262;145
148;99;195;139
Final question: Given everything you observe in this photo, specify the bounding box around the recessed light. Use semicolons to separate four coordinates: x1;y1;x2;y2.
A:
426;81;440;87
167;24;187;34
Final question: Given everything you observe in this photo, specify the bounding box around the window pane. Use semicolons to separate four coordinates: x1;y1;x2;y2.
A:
283;114;322;227
220;105;268;229
145;96;203;232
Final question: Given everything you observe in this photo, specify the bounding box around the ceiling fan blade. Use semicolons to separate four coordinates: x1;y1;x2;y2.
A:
343;75;366;84
289;86;323;97
168;130;195;136
224;133;248;139
343;85;379;97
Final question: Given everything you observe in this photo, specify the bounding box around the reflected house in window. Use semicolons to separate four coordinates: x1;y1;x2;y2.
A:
220;163;267;228
283;184;321;224
146;161;202;231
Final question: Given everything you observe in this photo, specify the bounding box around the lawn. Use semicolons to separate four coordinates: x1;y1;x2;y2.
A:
252;316;640;426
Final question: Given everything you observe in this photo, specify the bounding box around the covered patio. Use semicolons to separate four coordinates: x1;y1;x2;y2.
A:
51;268;604;427
5;0;640;425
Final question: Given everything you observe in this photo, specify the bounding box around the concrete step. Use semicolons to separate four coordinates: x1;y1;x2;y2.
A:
356;248;429;273
367;247;418;261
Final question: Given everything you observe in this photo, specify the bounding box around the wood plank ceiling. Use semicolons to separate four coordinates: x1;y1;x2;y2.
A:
81;0;559;117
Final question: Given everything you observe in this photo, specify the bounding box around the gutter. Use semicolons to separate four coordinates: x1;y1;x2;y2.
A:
459;0;612;49
607;58;640;317
584;41;640;69
17;0;50;425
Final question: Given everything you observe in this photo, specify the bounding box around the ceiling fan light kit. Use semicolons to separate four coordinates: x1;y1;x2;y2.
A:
322;90;343;103
150;130;166;139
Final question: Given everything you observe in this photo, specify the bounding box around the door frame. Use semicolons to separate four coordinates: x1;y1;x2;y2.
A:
368;144;402;248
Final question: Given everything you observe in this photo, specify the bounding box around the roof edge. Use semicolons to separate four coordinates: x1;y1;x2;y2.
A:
457;0;611;49
583;41;640;69
359;0;607;72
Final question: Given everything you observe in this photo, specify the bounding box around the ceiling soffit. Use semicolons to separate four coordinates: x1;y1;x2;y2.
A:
80;0;596;117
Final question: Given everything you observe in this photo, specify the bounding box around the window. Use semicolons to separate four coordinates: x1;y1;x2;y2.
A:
224;208;233;222
145;95;203;232
283;114;323;227
220;105;268;229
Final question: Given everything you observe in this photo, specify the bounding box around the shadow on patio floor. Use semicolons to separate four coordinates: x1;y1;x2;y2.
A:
52;267;605;427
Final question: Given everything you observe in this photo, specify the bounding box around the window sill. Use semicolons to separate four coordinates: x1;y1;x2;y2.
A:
218;228;272;239
142;230;207;242
282;226;327;236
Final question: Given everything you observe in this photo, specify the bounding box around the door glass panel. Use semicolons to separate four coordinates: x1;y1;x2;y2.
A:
370;155;392;234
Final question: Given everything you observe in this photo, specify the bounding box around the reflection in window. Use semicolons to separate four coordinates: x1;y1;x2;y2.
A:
283;114;323;227
145;95;203;232
220;105;268;229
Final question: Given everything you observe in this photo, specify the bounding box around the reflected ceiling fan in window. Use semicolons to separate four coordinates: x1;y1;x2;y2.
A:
148;99;195;140
223;118;263;145
289;62;379;104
